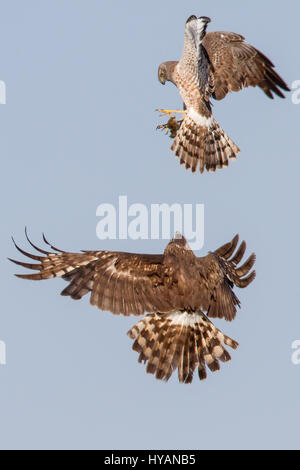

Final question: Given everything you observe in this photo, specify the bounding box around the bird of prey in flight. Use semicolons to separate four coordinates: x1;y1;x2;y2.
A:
10;231;255;384
157;15;290;174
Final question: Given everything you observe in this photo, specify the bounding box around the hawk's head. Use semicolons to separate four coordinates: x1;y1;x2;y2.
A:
165;232;193;254
158;61;178;86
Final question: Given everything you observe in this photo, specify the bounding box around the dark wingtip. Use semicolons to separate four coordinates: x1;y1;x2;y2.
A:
14;273;37;280
186;15;197;24
42;233;66;253
233;234;239;244
8;257;22;265
24;228;50;255
42;233;48;244
199;16;211;24
11;233;45;261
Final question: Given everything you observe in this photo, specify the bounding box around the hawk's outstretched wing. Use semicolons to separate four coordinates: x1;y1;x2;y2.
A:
202;31;290;100
179;16;212;96
9;233;178;317
10;233;256;321
197;234;256;321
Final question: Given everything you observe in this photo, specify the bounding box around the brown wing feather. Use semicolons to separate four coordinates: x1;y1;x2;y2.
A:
197;234;256;322
202;31;290;100
9;234;178;317
10;233;255;321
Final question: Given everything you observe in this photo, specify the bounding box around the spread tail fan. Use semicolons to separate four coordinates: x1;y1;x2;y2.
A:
171;108;240;173
128;310;238;384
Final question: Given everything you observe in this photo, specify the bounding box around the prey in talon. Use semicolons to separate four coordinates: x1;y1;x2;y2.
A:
157;114;183;139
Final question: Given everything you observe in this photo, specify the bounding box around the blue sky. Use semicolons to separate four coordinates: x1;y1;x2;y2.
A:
0;0;299;450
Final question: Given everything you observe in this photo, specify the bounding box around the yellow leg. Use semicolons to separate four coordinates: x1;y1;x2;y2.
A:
156;109;187;118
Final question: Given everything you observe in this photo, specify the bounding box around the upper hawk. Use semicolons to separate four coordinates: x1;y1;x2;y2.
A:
158;15;290;174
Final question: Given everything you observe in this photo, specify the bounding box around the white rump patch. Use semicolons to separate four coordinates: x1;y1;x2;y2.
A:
165;310;205;327
188;108;214;128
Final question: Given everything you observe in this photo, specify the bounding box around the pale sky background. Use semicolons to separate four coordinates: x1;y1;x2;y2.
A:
1;0;300;450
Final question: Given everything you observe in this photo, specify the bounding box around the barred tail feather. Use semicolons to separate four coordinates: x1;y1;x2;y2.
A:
127;311;238;384
171;108;240;174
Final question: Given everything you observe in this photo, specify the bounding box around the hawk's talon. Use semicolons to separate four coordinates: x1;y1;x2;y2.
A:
157;109;187;119
156;123;171;137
